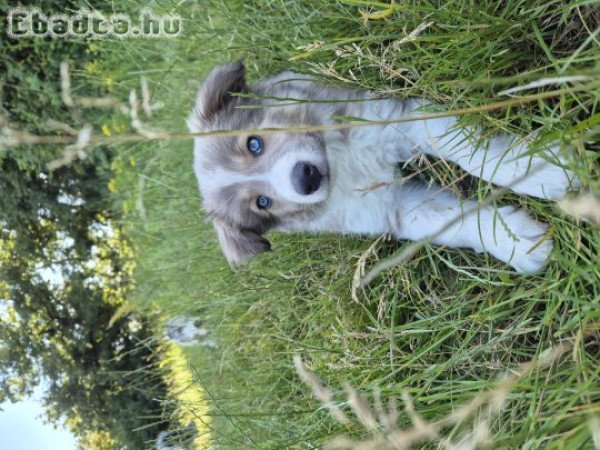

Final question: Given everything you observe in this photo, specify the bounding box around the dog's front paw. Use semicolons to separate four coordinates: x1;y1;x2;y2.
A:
490;206;553;274
510;145;580;200
511;161;579;200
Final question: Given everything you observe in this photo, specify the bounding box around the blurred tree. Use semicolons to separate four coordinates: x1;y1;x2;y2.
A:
76;430;120;450
0;2;172;449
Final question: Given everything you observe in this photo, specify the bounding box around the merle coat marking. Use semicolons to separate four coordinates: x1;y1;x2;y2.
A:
188;62;578;273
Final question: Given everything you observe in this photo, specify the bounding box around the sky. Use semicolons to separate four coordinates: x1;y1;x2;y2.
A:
0;232;83;450
0;388;77;450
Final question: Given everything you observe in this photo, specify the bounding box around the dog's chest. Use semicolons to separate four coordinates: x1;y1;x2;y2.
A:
300;130;401;234
328;128;399;189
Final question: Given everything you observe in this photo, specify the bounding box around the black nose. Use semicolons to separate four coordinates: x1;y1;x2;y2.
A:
292;162;323;195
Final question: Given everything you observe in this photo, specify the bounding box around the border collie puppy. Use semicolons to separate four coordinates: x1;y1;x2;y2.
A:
188;62;578;273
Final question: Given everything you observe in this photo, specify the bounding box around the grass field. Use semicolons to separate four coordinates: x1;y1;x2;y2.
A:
98;1;600;448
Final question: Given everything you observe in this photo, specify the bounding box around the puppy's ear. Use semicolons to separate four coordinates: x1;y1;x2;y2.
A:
188;61;247;131
213;220;271;265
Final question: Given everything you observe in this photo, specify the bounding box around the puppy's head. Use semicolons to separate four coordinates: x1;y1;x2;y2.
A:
188;61;330;265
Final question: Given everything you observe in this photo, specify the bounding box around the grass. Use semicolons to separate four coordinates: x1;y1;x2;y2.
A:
84;0;600;448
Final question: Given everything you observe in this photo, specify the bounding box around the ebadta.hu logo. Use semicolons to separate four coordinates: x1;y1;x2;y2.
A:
7;8;183;39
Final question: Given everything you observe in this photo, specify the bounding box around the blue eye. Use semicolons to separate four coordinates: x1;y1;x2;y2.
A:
256;196;272;209
247;136;263;155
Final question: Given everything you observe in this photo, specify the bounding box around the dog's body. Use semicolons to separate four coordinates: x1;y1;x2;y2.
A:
165;316;216;348
188;62;578;273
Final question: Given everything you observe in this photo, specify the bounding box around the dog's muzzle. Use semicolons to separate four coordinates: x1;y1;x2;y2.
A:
292;162;323;195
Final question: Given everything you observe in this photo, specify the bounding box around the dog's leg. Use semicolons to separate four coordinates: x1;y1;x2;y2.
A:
393;182;552;273
392;100;578;200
